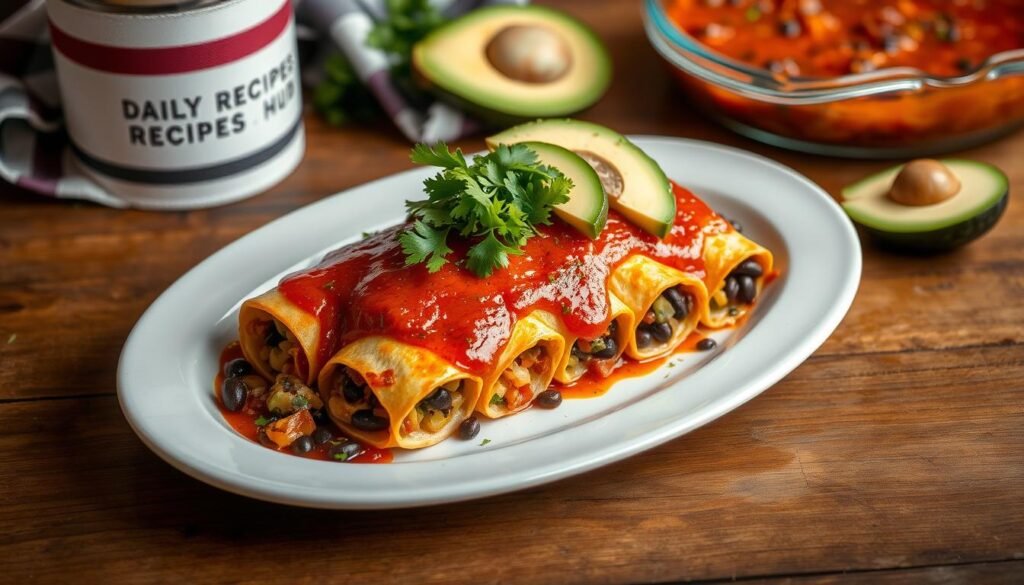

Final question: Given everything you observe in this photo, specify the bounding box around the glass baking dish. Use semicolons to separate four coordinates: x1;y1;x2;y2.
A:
644;0;1024;158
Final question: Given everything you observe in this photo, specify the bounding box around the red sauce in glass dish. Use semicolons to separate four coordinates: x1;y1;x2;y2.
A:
668;0;1024;78
278;182;731;376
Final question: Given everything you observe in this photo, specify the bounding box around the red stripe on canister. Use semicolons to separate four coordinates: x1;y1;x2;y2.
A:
49;0;291;75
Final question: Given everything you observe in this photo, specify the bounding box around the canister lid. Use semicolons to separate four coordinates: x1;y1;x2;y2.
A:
65;0;225;13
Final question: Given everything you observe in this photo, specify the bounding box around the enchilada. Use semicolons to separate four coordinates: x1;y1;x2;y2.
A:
228;176;774;453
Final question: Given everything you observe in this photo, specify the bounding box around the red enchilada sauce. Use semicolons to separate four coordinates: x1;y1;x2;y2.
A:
669;0;1024;78
278;182;730;376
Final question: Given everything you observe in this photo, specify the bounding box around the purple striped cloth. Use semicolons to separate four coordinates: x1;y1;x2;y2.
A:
0;0;524;207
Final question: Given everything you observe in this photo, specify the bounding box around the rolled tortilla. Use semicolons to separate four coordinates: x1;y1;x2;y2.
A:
239;289;321;385
477;311;565;419
539;292;635;385
318;336;483;449
702;231;774;328
609;255;709;361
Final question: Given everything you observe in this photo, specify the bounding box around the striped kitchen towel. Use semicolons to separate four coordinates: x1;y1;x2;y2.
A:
0;0;524;208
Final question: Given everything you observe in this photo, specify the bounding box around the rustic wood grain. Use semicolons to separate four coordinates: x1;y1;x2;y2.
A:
0;0;1022;582
1;344;1022;584
741;561;1024;584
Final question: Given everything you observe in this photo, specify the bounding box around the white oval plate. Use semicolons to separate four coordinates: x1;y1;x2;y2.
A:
118;137;861;509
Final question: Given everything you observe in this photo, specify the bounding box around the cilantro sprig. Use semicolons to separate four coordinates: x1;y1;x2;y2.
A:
399;142;572;278
366;0;444;71
314;1;444;126
312;54;380;127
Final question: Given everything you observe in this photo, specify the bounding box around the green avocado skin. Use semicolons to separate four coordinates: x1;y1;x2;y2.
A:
411;5;612;125
412;66;529;127
862;191;1008;254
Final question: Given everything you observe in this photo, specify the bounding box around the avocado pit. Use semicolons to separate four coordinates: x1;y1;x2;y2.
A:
842;158;1008;253
485;25;573;83
575;150;624;199
888;159;961;206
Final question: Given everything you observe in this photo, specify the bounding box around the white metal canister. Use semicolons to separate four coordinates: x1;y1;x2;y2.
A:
46;0;305;209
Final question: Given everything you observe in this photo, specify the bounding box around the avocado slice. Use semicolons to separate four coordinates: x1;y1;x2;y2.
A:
412;6;611;123
842;159;1009;253
520;141;608;239
488;119;676;238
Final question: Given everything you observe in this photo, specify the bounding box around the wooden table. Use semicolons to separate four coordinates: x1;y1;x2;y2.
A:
2;1;1022;583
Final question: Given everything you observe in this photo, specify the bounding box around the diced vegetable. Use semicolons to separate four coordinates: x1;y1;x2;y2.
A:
263;409;316;449
652;296;675;324
266;374;323;416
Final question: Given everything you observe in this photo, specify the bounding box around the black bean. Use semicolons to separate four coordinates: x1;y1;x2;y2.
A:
732;259;764;277
649;321;673;343
536;390;563;409
328;441;362;462
738;275;757;303
223;358;252;378
697;338;717;351
312;427;333;445
724;276;740;301
663;287;690;319
459;417;481;440
351;409;389;431
342;379;364;404
882;33;900;53
264;327;285;347
421;388;453;411
312;408;328;424
635;328;654;349
221;376;248;412
591;336;618;360
571;342;588;360
778;19;801;37
291;435;314;454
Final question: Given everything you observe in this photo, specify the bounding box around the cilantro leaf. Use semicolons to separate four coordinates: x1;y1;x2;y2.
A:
467;232;520;278
411;142;467;170
312;54;380;126
399;221;453;273
366;0;444;70
399;142;573;278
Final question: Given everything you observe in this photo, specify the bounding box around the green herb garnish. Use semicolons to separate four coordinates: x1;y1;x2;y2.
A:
399;142;572;278
489;394;507;407
254;416;272;426
366;0;445;70
480;438;492;446
312;54;380;127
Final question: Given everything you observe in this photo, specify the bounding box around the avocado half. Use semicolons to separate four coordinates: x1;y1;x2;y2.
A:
521;141;608;239
489;119;676;238
412;5;612;124
842;159;1009;253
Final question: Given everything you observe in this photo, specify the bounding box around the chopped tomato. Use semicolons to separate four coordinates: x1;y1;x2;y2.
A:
263;409;315;448
505;386;534;411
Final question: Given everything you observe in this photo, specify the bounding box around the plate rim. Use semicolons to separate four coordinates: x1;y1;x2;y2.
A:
117;136;862;509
